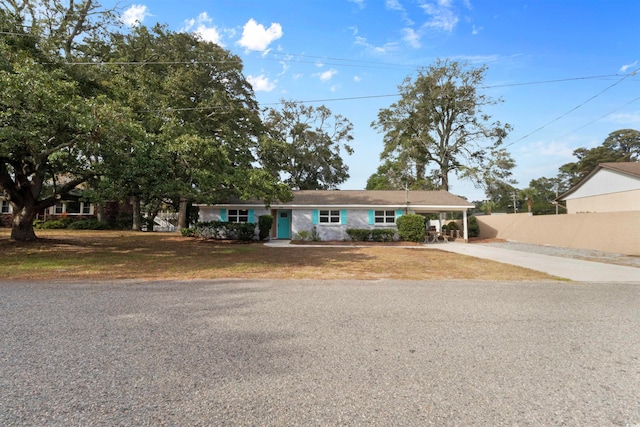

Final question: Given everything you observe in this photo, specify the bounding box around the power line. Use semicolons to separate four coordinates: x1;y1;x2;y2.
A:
555;96;640;139
504;67;640;148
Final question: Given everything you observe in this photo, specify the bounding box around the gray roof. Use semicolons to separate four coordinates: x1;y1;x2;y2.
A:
214;190;474;210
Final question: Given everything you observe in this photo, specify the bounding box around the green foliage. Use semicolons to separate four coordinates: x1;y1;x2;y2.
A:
67;219;109;230
346;228;396;242
396;214;426;242
258;215;273;240
446;221;459;230
194;221;256;241
35;218;75;229
559;128;639;187
181;228;197;237
347;228;396;242
372;58;512;192
260;101;354;190
110;212;133;230
294;226;321;241
468;216;479;237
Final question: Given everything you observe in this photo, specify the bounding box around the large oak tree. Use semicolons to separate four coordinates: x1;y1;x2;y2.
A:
372;59;512;193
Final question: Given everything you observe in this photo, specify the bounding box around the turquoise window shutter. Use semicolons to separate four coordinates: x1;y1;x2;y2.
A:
341;210;347;224
248;209;255;223
220;208;227;222
396;209;403;218
368;210;374;225
312;210;319;225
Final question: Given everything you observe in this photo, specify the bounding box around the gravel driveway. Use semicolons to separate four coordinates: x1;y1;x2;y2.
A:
1;279;639;426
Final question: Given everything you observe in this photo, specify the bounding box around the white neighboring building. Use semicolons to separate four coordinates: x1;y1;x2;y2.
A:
556;162;640;214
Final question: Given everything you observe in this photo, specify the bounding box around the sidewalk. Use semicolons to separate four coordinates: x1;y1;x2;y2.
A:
265;240;640;283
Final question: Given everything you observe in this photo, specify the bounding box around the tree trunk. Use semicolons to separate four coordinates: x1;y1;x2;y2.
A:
95;203;105;222
131;195;142;231
11;205;38;241
177;197;188;230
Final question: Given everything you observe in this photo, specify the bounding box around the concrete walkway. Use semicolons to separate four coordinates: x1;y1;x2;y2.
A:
265;240;640;283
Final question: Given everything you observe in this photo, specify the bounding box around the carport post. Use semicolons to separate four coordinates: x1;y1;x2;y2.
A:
462;210;469;242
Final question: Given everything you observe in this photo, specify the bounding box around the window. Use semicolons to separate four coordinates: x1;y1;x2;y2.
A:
54;202;64;214
1;200;10;214
319;210;341;224
66;200;81;214
375;210;396;224
228;209;249;223
81;202;92;215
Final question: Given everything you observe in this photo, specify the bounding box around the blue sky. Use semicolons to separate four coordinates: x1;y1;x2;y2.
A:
111;0;639;201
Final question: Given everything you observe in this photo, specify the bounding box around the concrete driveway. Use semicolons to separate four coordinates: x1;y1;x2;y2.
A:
1;279;639;426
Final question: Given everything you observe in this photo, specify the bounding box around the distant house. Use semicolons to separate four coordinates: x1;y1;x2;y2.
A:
556;162;640;214
1;189;96;227
198;190;475;241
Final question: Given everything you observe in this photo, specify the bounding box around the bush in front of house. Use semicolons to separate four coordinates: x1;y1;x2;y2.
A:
258;215;273;241
193;221;256;241
396;214;426;242
35;217;76;229
346;228;396;242
67;219;109;230
468;215;479;237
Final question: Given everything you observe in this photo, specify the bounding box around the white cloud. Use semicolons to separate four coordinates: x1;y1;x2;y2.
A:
620;61;638;73
349;0;365;9
420;0;461;32
385;0;404;11
607;111;640;124
247;74;276;92
354;75;362;82
354;35;399;55
317;69;338;82
122;4;151;26
182;12;223;45
402;28;421;48
237;19;283;51
471;24;482;35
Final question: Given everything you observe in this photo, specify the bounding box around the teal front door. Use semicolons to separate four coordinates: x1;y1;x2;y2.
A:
277;210;291;239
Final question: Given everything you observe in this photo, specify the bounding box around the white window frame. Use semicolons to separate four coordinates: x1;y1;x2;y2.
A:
81;202;92;215
374;210;396;224
228;209;249;223
1;200;10;214
319;210;341;224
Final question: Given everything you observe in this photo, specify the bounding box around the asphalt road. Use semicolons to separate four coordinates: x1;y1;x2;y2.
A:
1;279;639;426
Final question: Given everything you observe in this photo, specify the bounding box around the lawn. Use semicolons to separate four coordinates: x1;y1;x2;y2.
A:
0;229;557;281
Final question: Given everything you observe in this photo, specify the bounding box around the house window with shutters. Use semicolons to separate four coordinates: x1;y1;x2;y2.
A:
228;209;249;223
319;210;341;224
374;210;396;224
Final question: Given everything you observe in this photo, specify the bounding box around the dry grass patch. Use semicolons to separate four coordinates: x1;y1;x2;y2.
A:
0;229;557;281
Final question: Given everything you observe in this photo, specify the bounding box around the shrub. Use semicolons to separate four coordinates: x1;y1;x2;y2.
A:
346;229;371;241
193;221;257;241
181;228;197;237
371;228;396;242
38;218;75;229
468;216;479;237
346;228;396;242
258;215;273;240
447;221;460;230
396;214;426;242
294;230;311;241
68;219;109;230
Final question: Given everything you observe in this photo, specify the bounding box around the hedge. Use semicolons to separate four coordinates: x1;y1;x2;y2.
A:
346;228;396;242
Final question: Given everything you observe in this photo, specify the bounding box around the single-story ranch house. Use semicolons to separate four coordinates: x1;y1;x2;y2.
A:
555;162;640;214
197;190;475;241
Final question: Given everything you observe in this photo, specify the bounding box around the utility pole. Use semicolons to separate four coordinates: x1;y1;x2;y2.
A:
512;191;518;214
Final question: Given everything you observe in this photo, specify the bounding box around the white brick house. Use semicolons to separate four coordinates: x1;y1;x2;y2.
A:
198;190;475;241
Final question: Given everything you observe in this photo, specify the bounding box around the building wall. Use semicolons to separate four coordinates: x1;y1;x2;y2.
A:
291;209;398;241
566;189;640;213
476;211;640;256
567;169;639;199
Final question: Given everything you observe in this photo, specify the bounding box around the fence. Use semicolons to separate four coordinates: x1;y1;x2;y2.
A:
475;211;640;256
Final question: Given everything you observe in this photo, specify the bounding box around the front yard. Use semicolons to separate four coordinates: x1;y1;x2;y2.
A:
0;229;555;281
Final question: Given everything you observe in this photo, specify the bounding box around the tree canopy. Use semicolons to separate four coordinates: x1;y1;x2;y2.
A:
0;1;291;239
371;59;512;193
259;100;354;190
